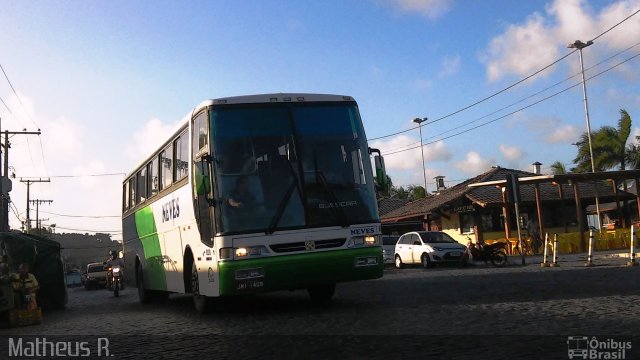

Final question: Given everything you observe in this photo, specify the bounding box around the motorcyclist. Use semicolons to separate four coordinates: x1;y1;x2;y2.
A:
104;250;124;290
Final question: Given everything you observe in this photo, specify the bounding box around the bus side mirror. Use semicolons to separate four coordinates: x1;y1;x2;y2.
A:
374;155;387;191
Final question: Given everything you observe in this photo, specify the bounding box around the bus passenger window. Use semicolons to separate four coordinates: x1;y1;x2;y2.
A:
137;168;147;203
149;157;159;196
161;145;173;189
129;178;136;208
123;182;130;211
175;132;189;181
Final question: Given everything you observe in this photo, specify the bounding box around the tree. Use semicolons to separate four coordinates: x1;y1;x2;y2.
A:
406;185;426;201
550;161;567;175
573;109;632;172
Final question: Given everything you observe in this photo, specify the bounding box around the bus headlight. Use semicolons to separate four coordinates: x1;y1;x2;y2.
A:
220;246;270;260
348;236;379;247
235;248;248;257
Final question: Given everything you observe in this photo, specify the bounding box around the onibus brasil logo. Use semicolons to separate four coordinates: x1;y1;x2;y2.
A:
567;336;632;359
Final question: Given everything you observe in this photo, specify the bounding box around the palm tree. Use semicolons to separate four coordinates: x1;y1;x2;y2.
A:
572;109;632;172
550;161;567;175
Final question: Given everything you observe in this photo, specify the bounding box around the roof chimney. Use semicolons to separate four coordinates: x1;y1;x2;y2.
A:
434;176;446;191
532;161;542;175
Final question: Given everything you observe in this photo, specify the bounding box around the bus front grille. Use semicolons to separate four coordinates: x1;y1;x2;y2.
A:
269;238;346;253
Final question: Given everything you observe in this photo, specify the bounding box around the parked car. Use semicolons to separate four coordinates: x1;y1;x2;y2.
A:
382;235;400;266
394;231;466;269
65;270;83;287
84;262;108;290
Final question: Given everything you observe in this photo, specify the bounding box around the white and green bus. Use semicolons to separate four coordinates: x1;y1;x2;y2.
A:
122;93;385;312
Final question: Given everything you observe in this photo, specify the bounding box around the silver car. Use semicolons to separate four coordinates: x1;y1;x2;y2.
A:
382;235;400;265
394;231;466;269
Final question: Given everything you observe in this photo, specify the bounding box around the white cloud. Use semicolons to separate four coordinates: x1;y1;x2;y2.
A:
483;0;640;81
370;135;452;172
455;151;496;174
546;124;580;144
126;118;177;165
383;0;453;20
485;13;558;82
499;144;524;161
438;54;461;77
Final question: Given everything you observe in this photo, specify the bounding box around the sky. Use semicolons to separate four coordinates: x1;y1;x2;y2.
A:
0;0;639;241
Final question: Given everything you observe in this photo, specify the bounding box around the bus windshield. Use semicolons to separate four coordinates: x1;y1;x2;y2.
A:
211;102;378;234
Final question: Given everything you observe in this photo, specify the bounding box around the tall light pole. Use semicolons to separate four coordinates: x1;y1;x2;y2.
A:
413;117;428;196
568;39;601;231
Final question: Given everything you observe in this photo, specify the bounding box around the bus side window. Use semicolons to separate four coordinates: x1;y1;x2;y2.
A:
161;145;173;189
175;130;189;181
123;181;130;212
149;156;159;196
129;177;136;208
192;112;208;156
137;168;147;203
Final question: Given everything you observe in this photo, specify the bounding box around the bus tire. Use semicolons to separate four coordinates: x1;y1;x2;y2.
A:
192;261;211;314
308;283;335;303
136;263;152;304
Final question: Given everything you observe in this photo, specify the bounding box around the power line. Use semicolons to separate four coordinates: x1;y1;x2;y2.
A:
381;41;640;154
40;210;120;219
369;8;640;143
21;172;126;178
0;63;39;129
383;51;640;156
590;8;640;42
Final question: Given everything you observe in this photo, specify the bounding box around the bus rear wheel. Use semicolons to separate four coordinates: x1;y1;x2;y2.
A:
308;283;335;303
192;261;211;313
137;264;152;304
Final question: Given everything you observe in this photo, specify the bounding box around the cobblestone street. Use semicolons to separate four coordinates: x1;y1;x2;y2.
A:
1;253;639;358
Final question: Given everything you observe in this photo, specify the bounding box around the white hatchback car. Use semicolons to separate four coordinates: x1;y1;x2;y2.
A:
394;231;466;269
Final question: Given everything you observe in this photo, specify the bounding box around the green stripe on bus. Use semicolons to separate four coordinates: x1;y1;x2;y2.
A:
217;247;383;295
135;206;167;291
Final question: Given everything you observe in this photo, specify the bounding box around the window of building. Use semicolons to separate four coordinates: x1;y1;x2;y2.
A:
160;145;173;189
175;130;189;181
460;213;475;234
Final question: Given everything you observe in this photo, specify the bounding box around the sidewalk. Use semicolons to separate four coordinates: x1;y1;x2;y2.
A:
507;249;639;267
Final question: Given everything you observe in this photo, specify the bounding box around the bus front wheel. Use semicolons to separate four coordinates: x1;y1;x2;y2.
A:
192;261;211;314
308;283;335;303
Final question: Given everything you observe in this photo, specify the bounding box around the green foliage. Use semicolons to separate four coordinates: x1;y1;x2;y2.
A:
572;109;632;172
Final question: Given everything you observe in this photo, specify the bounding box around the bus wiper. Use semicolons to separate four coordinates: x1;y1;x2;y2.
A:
315;170;349;228
266;157;302;235
266;179;297;235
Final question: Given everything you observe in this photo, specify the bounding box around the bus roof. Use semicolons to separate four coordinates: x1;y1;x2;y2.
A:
192;93;355;114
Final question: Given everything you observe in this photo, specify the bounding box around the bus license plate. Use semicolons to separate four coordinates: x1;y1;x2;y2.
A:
236;280;264;290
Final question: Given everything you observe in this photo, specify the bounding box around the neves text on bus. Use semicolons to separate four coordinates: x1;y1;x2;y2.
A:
122;93;385;313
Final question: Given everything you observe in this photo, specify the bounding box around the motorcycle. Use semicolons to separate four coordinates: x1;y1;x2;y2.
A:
460;238;508;267
106;265;123;297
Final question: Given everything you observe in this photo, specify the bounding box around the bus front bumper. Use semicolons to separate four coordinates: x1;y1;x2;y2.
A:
217;247;383;296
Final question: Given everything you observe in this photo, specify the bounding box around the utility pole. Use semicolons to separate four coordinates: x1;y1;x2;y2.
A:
29;199;52;236
0;124;41;232
20;178;50;233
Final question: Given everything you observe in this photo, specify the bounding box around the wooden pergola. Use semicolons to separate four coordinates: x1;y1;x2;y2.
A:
468;169;640;249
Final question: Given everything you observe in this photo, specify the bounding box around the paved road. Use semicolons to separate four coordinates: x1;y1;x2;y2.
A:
1;254;639;358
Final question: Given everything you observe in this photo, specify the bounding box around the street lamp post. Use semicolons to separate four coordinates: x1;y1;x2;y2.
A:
568;39;601;231
413;117;428;196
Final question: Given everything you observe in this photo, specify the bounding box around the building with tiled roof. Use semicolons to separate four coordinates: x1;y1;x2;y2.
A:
381;166;636;244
